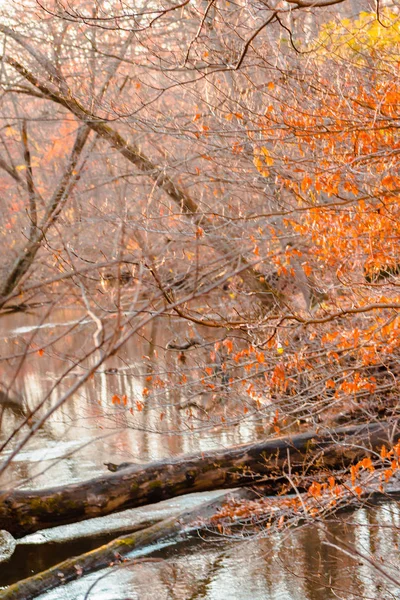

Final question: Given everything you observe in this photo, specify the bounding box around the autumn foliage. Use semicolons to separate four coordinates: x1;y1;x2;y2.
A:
0;0;399;544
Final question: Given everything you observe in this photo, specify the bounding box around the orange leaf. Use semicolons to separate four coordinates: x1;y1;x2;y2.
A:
308;481;322;498
232;142;243;154
223;339;233;354
350;465;358;485
256;352;265;364
394;442;400;457
260;146;274;166
360;457;374;472
384;468;393;482
334;485;343;497
301;175;312;192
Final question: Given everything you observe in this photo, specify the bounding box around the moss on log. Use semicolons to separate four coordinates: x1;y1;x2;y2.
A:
0;420;398;537
0;490;251;600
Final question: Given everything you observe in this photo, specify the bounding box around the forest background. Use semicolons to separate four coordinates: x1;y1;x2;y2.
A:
0;0;399;597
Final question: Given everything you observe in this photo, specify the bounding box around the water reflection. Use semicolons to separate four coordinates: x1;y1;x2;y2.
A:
33;503;400;600
1;311;400;599
0;309;271;489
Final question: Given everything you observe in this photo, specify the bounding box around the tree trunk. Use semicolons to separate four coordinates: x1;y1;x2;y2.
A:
3;54;282;310
2;486;400;600
0;489;253;600
0;420;398;537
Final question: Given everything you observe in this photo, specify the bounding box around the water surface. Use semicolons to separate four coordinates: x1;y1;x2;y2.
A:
1;311;399;599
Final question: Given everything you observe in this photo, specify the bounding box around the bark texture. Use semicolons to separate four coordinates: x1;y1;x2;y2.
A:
0;490;251;600
0;420;398;537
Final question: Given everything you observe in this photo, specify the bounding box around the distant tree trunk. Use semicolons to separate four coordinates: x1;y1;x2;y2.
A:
0;420;398;537
3;54;283;311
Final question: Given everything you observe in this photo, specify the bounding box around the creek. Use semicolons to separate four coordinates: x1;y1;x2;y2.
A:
0;310;399;599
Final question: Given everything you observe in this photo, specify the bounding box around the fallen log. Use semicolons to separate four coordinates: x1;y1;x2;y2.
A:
0;489;252;600
3;481;400;600
0;419;399;537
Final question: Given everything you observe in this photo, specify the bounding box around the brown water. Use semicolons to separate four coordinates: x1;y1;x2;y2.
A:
0;311;399;599
28;503;400;600
0;309;270;490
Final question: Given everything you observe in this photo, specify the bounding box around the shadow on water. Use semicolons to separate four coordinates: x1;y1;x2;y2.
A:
1;502;400;599
0;533;116;588
1;311;400;599
6;503;394;600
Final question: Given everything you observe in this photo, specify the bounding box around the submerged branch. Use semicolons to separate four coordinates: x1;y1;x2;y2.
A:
0;489;252;600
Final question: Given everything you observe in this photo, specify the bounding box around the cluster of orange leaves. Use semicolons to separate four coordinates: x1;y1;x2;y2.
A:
111;394;145;412
309;441;400;500
111;394;128;406
212;441;400;531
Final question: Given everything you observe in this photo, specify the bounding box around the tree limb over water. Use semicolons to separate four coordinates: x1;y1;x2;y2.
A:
1;419;398;537
0;489;253;600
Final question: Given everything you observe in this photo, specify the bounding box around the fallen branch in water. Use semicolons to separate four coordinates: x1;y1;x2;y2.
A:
0;489;253;600
1;419;399;537
3;473;400;600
